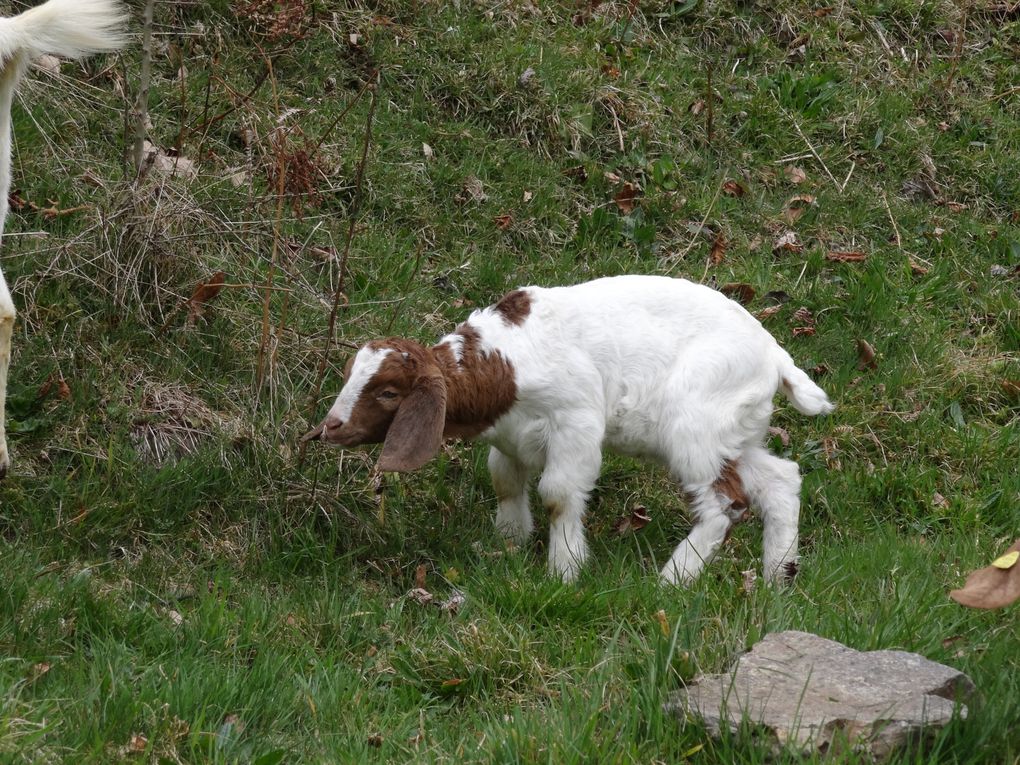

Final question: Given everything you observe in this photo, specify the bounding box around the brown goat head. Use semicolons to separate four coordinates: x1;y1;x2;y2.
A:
304;339;448;472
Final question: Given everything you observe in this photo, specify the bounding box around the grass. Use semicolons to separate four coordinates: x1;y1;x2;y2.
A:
0;0;1018;762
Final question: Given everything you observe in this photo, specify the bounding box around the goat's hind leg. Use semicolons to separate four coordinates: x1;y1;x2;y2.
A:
488;446;533;544
660;482;736;586
736;446;803;582
0;270;14;479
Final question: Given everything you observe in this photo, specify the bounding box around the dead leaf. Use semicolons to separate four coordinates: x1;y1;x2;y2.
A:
614;505;651;535
811;363;829;376
950;539;1020;609
613;181;640;215
783;194;816;223
564;165;588;182
34;54;61;76
422;142;434;159
755;304;782;321
439;590;466;615
856;339;877;370
407;587;433;606
768;426;790;447
1001;380;1020;400
812;7;834;17
494;213;513;230
367;734;384;748
709;231;727;265
784;165;807;184
933;492;949;509
456;176;487;204
186;271;226;326
791;326;816;337
722;180;746;197
689;99;705;116
773;230;803;253
909;258;930;275
523;190;533;203
129;734;148;753
441;678;463;688
168;610;184;626
414;564;427;590
741;569;757;594
29;662;52;681
720;283;755;305
38;373;70;401
792;306;814;326
826;250;868;263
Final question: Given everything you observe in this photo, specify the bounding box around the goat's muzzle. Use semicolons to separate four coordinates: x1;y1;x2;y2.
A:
301;421;327;443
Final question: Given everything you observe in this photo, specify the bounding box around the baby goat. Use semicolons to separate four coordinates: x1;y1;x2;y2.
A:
306;275;834;585
0;0;126;478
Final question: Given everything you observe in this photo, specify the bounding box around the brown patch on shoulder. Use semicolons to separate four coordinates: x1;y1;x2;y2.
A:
493;289;532;326
432;324;517;439
714;460;749;513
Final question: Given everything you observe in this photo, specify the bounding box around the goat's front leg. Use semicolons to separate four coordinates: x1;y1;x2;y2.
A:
0;273;14;479
538;426;603;583
488;446;532;544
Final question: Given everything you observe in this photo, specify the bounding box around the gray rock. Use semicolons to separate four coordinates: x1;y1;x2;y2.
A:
666;631;974;760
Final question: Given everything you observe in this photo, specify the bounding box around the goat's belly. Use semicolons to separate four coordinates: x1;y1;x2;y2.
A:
604;414;662;460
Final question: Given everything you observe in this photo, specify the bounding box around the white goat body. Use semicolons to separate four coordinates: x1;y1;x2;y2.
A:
310;275;833;584
0;0;126;478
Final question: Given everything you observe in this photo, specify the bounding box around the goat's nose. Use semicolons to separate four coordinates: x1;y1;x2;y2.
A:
299;416;340;446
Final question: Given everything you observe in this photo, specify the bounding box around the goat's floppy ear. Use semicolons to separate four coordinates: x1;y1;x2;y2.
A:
377;374;447;472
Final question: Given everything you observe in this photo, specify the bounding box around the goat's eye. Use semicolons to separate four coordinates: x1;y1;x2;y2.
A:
377;390;399;400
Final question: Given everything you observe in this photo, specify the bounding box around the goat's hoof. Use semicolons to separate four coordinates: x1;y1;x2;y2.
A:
0;454;9;480
765;560;799;585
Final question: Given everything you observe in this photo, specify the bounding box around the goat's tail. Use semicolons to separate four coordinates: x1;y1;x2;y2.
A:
0;0;127;67
774;347;834;416
0;0;126;240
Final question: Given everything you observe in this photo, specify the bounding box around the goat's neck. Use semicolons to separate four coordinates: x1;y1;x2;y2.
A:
431;327;517;439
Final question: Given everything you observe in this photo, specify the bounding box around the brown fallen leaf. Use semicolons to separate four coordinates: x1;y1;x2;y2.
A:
767;426;790;447
856;339;878;370
614;505;651;535
791;326;816;337
493;213;513;230
909;259;929;275
129;734;148;753
755;304;783;322
826;250;868;263
792;306;814;326
564;165;588;182
414;563;427;590
689;99;705;116
741;568;757;594
186;271;226;326
720;283;755;305
613;181;640;215
722;180;746;197
950;539;1020;609
367;734;384;748
773;230;803;253
784;165;807;184
811;363;829;376
783;194;816;223
709;231;727;265
38;373;71;401
456;175;487;204
407;587;434;606
1001;380;1020;400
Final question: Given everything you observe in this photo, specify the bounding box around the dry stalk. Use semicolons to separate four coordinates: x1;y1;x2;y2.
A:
132;0;155;178
299;71;380;467
255;50;286;390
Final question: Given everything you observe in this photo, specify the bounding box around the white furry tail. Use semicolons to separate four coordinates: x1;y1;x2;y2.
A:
0;0;127;66
775;348;834;416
